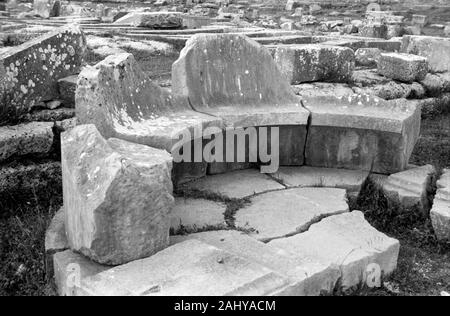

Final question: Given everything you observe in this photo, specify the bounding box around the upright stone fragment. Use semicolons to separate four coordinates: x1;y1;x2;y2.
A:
0;25;86;126
269;211;400;292
401;35;450;73
302;95;421;174
431;169;450;242
61;124;174;265
378;52;428;83
273;44;355;84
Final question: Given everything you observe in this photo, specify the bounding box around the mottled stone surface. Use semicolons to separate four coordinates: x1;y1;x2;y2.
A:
302;95;421;174
61;124;174;265
292;82;354;99
378;164;436;213
431;169;450;242
401;35;450;73
359;24;388;39
45;207;68;281
351;69;391;87
0;121;54;162
355;48;381;67
181;169;285;200
235;188;349;242
0;25;86;125
269;211;400;291
171;230;341;296
114;11;183;29
273;44;355;84
271;166;368;193
420;73;450;96
57;75;77;108
76;53;223;153
79;240;291;296
170;197;227;234
172;34;309;128
378;52;428;83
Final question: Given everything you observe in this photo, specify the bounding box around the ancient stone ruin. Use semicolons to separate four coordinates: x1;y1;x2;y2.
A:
0;0;449;296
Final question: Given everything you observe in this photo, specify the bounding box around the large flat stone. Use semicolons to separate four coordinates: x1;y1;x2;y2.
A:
0;25;86;125
170;197;227;234
76;53;223;153
378;164;436;213
269;211;400;292
79;240;291;296
171;230;341;296
181;169;285;200
171;34;309;128
272;44;355;84
0;121;54;163
378;52;428;83
271;166;368;193
431;169;450;242
62;124;174;265
235;188;349;242
401;35;450;73
302;95;421;174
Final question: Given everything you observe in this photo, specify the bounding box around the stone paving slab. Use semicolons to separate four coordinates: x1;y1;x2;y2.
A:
170;197;227;234
269;211;400;291
235;188;349;242
270;166;368;193
181;169;285;200
79;240;290;296
171;230;340;296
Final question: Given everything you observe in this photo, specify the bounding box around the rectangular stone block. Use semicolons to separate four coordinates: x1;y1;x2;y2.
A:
273;44;355;84
378;52;428;83
0;25;86;125
303;96;421;174
401;35;450;73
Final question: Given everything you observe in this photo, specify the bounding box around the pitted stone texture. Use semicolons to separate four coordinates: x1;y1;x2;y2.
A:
0;122;54;162
170;197;226;234
269;211;400;292
271;166;368;193
235;188;349;242
181;169;285;200
61;124;174;265
431;169;450;242
171;230;341;296
292;82;354;99
114;11;183;28
379;164;436;213
351;69;391;87
273;44;355;84
378;52;428;83
401;36;450;73
359;24;388;39
355;48;381;67
76;53;223;153
352;81;416;100
45;208;68;281
0;25;86;126
420;73;450;96
53;250;109;296
302;95;421;174
172;34;309;128
79;240;290;296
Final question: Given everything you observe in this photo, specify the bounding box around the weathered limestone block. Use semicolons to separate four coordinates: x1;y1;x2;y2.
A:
0;122;54;162
58;75;77;108
235;188;349;242
172;34;309;129
353;81;415;100
377;164;436;213
273;44;355;84
378;52;428;83
401;35;450;73
172;230;341;296
45;208;68;281
269;211;400;292
76;53;222;154
302;95;421;174
355;48;381;67
33;0;60;18
431;169;450;242
420;73;450;96
114;11;183;29
292;82;354;99
359;23;388;39
181;169;284;200
170;197;227;234
351;69;391;87
0;25;85;125
61;124;174;265
79;240;292;296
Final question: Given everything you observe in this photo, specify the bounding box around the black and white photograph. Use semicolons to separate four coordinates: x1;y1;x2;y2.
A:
0;0;449;301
